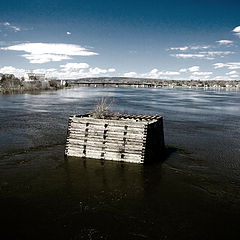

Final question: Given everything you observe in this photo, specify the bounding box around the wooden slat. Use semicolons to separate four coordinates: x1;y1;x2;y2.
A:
66;147;142;159
71;120;147;129
68;129;147;136
71;117;149;127
66;144;145;155
66;147;143;156
66;143;144;153
69;123;146;134
66;141;144;152
66;148;143;163
68;131;147;140
67;135;145;144
67;137;144;147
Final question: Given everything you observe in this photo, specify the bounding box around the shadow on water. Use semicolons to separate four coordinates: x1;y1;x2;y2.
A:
56;146;178;240
60;156;165;240
143;146;177;165
0;148;167;240
1;145;240;240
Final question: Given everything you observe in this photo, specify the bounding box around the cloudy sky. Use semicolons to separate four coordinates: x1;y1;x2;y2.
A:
1;0;240;80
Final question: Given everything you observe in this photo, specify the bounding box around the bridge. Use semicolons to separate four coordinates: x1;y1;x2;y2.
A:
65;79;168;88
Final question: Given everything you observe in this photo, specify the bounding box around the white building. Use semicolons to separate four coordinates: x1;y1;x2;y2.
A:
24;72;46;81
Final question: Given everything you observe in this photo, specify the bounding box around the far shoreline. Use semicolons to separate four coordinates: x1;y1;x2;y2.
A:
65;77;240;91
1;75;240;94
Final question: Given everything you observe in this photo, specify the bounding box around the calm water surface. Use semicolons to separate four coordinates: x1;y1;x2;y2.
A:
0;87;240;239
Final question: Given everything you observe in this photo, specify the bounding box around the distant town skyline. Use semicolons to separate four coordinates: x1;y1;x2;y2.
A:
1;0;240;80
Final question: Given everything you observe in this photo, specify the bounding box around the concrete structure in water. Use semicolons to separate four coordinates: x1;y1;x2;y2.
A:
65;114;165;164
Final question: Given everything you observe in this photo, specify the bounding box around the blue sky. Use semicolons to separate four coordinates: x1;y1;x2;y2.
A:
0;0;240;80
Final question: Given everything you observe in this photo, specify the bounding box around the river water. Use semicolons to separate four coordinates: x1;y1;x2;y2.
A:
0;87;240;240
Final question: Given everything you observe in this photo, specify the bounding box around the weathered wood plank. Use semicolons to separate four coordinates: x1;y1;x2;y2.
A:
66;149;143;163
66;150;143;159
67;135;145;144
69;128;147;136
71;117;150;127
68;129;147;137
67;138;145;147
66;143;145;154
69;123;146;134
66;142;144;152
68;132;147;140
66;145;144;154
70;119;149;127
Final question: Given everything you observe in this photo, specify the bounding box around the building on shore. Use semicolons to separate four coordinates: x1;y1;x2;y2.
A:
24;72;46;81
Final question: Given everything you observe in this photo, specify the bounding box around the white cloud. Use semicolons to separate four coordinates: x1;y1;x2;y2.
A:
66;32;71;35
200;51;234;56
191;71;212;76
172;51;234;60
2;43;98;56
189;75;211;80
22;53;72;63
162;71;180;76
89;67;113;75
0;66;61;78
212;75;233;80
170;46;189;51
149;68;158;74
0;63;116;79
179;68;188;73
141;69;180;78
213;62;240;69
123;72;138;77
232;26;240;36
172;53;205;58
169;45;210;51
188;66;200;72
53;67;115;79
228;75;239;78
1;43;98;63
0;22;21;32
180;66;200;73
122;69;180;79
226;71;238;75
190;45;211;50
213;63;226;68
60;62;90;70
216;40;233;45
0;66;25;77
171;53;214;60
33;68;57;74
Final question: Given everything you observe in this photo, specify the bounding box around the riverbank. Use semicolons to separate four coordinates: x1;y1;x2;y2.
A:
0;85;65;94
0;79;65;94
66;77;240;90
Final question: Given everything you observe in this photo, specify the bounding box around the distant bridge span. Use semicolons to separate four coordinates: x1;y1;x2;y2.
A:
65;80;161;88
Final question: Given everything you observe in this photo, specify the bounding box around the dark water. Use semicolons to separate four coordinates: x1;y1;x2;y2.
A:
0;87;240;240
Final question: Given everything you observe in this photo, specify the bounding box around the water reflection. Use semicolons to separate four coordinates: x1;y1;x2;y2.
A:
60;157;163;239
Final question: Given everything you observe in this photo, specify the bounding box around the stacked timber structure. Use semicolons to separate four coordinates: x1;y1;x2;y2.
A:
65;114;164;164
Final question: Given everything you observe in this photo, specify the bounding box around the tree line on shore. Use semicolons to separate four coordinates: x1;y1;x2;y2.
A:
69;77;240;88
0;74;63;94
1;74;240;93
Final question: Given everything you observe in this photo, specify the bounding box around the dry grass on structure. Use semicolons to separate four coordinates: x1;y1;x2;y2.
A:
90;97;119;119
